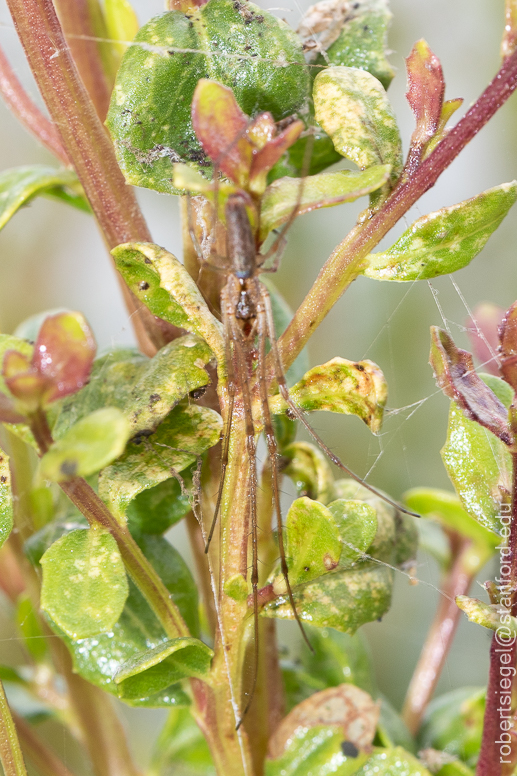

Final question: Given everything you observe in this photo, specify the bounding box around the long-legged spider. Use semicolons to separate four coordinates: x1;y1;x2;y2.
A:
186;172;416;725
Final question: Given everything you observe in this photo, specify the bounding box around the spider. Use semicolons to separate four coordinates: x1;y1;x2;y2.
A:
185;167;417;726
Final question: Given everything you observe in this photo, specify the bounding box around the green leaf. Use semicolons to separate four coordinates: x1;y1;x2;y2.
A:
363;182;517;281
264;562;393;633
40;528;128;638
266;726;369;776
259;165;391;241
311;0;395;90
333;479;418;567
126;475;192;536
106;0;309;194
39;407;130;482
50;336;212;440
282;442;336;504
99;403;221;520
403;488;498;563
115;637;213;700
314;66;402;190
284;497;342;586
0;166;88;230
419;688;485;769
455;595;517;637
354;747;433;775
150;709;215;775
112;243;225;367
47;535;198;699
272;357;387;433
0;450;13;549
376;697;416;753
16;596;48;662
327;500;378;566
441;375;512;535
104;0;139;56
301;626;377;698
436;763;474;776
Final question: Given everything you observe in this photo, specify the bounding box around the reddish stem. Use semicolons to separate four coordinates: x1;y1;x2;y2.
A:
402;540;475;735
52;0;111;120
0;45;69;165
278;47;517;372
477;451;517;775
5;0;166;355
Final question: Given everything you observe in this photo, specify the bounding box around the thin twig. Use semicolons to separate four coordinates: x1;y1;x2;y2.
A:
0;44;69;164
5;0;166;355
402;539;476;735
277;47;517;373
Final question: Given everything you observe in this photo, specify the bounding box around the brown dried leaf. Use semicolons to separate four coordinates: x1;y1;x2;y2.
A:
268;684;380;759
429;326;512;445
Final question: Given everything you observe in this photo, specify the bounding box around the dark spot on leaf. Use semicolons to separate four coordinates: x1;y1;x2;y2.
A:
304;566;310;572
144;258;152;264
0;476;6;483
149;393;161;405
131;429;154;445
354;363;365;371
139;281;150;290
377;617;383;623
341;741;359;758
190;386;207;400
60;460;78;477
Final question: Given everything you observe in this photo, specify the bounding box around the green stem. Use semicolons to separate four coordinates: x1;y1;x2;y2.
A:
277;46;517;373
30;410;189;641
0;681;28;776
5;0;166;356
192;406;253;776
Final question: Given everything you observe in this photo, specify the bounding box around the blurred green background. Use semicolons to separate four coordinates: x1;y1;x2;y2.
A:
0;0;514;768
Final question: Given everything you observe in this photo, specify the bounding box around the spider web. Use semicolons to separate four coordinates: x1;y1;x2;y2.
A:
0;0;514;770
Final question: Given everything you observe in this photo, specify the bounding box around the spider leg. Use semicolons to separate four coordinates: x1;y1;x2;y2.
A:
228;317;259;730
256;296;313;652
205;286;236;552
261;287;420;519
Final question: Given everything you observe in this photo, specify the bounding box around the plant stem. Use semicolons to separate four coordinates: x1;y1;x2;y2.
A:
192;406;253;776
11;711;77;776
30;409;189;641
0;681;28;776
52;0;111;120
0;44;69;164
477;451;517;775
5;0;165;355
277;47;517;373
402;540;478;736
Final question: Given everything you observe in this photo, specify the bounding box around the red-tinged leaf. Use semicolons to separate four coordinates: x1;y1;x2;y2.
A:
33;312;96;404
430;326;512;445
499;301;517;392
249;119;304;194
466;303;505;375
191;79;252;186
406;39;445;149
0;392;28;424
246;111;275;150
3;350;31;379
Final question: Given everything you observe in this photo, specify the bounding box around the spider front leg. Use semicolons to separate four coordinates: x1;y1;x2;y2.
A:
256;294;312;651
